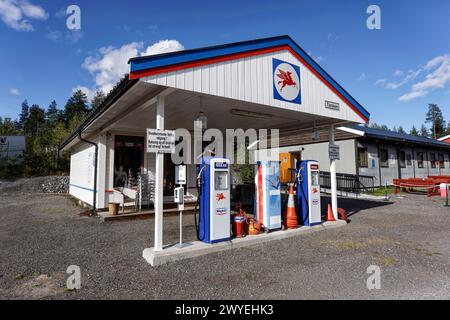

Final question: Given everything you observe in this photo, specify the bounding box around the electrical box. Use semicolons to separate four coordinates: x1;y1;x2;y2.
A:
175;165;186;185
174;186;184;204
296;160;322;226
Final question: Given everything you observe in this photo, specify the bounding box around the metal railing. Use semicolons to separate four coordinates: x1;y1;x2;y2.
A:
320;171;375;193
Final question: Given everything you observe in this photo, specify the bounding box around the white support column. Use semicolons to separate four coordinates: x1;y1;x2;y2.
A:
96;133;107;209
154;96;165;251
329;125;338;220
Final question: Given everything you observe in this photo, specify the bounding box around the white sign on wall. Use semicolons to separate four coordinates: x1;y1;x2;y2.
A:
146;129;175;153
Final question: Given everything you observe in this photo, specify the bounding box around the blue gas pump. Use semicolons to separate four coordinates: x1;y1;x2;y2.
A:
296;160;322;226
196;157;231;244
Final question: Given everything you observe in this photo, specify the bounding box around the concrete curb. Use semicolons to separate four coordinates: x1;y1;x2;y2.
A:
143;220;347;266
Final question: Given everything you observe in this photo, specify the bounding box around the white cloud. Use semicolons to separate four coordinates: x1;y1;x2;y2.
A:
374;78;387;86
0;0;48;31
398;90;427;102
358;73;367;81
142;39;184;56
9;88;20;95
398;54;450;102
81;39;184;94
393;70;404;77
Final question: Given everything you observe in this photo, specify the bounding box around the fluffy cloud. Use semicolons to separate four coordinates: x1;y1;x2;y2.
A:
399;54;450;101
142;39;184;56
81;40;184;94
0;0;48;31
9;88;20;95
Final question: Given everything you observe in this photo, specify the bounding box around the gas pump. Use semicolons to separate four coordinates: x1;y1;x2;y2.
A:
296;160;322;226
196;157;231;244
255;161;282;231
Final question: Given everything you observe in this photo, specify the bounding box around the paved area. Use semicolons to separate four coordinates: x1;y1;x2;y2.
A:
0;192;449;299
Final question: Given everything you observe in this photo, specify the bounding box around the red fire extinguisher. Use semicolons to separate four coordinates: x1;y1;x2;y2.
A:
232;202;246;238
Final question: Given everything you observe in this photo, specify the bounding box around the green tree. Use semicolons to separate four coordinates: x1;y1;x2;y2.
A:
64;90;89;125
46;100;61;126
397;126;406;134
0;117;20;135
410;125;419;136
426;103;445;139
18;100;29;131
370;123;389;131
420;124;429;137
91;90;106;110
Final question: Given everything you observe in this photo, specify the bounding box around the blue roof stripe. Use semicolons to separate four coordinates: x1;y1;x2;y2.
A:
129;35;370;120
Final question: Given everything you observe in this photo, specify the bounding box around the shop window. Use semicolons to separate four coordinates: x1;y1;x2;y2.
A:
417;152;424;168
439;154;445;168
380;149;389;168
406;154;412;166
398;150;406;168
430;153;436;168
357;148;368;168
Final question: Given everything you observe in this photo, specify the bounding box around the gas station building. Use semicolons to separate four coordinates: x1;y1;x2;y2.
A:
60;35;370;254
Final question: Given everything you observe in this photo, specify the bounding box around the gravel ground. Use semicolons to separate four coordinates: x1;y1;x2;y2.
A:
0;192;449;300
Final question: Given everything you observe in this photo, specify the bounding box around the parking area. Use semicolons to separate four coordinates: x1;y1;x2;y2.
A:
1;192;449;299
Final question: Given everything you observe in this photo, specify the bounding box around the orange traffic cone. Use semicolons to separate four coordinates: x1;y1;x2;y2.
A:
286;185;298;229
326;204;336;222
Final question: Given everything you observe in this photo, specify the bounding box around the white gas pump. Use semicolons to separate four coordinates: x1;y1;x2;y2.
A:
197;157;231;244
296;160;322;226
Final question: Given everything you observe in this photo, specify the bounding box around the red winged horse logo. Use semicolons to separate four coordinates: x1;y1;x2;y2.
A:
276;69;298;92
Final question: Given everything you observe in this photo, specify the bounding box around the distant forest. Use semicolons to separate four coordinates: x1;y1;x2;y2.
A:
0;90;105;177
368;104;449;138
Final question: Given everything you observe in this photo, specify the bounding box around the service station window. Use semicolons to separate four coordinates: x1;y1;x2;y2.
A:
439;154;445;168
406;154;412;166
398;151;406;168
380;149;389;168
430;153;436;168
357;148;368;168
417;152;424;168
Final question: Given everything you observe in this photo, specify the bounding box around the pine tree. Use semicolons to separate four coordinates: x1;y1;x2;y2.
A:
64;90;88;125
46;100;60;126
18;100;29;131
410;125;419;136
420;124;429;137
397;126;406;134
426;103;445;139
91;90;106;110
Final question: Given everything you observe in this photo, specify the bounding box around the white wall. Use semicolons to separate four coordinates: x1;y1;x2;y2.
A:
142;50;365;123
69;142;96;206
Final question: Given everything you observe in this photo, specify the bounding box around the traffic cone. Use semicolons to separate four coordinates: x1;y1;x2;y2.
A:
326;204;336;222
286;185;298;229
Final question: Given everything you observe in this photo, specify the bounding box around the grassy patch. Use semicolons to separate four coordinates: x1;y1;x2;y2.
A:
367;186;395;196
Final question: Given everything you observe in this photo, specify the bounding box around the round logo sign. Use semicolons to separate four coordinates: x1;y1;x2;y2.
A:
273;62;300;102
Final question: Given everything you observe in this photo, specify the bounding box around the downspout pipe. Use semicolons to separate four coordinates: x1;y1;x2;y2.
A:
78;132;98;211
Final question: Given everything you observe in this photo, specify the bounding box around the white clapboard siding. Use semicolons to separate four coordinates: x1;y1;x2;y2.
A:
142;49;364;123
69;142;96;205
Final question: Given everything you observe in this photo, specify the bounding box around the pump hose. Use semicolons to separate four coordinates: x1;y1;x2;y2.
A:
298;165;309;219
194;183;201;240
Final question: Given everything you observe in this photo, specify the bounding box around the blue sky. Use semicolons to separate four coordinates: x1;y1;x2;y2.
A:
1;0;450;131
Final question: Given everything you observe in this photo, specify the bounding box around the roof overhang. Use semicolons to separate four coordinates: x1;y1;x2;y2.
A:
129;35;370;123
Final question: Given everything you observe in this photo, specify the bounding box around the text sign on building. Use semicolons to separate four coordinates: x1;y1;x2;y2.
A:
325;100;340;111
329;143;340;160
146;129;175;153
